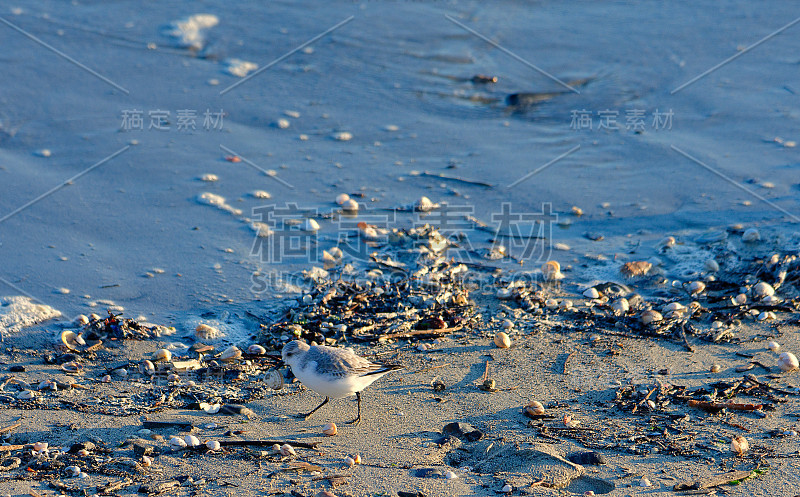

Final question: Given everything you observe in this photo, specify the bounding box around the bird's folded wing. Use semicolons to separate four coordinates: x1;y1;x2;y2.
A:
307;348;383;378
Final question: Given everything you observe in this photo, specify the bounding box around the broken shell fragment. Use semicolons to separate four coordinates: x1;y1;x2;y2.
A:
195;323;221;340
322;422;338;436
154;349;172;362
59;330;85;351
247;344;266;355
493;332;511;349
219;346;242;361
620;261;652;278
778;352;799;372
730;435;749;454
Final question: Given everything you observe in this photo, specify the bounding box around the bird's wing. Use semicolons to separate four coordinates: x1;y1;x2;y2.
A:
305;347;385;378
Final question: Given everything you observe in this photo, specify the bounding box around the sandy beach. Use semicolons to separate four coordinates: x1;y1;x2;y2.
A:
1;1;799;496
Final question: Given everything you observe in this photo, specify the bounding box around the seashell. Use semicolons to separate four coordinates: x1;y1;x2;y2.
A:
322;422;337;436
315;492;336;497
704;259;720;272
415;196;437;212
778;352;799;372
767;341;780;352
730;435;749;454
89;313;102;321
101;374;111;383
336;193;350;205
167;373;180;382
329;247;343;259
170;436;187;449
656;236;675;250
752;282;775;298
59;330;84;351
710;364;721;373
280;444;296;456
610;298;629;315
195;324;221;340
154;349;172;362
742;228;760;242
524;400;545;416
762;295;780;304
74;314;90;326
38;380;56;391
583;287;600;299
733;293;747;305
496;288;513;300
332;131;353;141
541;261;564;281
344;456;355;467
342;198;359;212
113;368;128;378
445;470;458;479
33;442;48;452
687;281;706;295
663;302;685;312
77;449;90;457
757;311;776;321
185;435;201;447
199;402;221;414
265;369;284;390
501;319;514;330
206;440;221;451
560;300;573;310
66;465;81;477
640;477;652;487
141;455;152;467
139;360;155;376
501;483;513;493
711;321;724;330
219;346;242;361
248;344;266;355
620;261;652;278
493;332;511;349
545;298;559;309
303;218;320;232
271;444;281;453
18;390;36;400
640;310;663;325
352;454;362;464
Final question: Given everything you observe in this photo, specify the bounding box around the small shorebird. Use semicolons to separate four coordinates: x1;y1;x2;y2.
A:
282;340;402;425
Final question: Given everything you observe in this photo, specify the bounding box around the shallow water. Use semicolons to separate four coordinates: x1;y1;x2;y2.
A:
0;1;798;328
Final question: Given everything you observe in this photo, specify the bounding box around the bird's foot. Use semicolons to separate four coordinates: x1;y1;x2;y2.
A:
345;416;361;426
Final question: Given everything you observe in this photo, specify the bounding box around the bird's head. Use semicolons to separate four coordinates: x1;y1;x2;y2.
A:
281;340;310;367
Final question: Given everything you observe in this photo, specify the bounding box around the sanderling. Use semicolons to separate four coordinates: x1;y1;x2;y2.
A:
282;340;402;425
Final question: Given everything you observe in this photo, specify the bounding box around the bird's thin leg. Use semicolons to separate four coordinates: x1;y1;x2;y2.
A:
346;392;362;426
299;397;329;420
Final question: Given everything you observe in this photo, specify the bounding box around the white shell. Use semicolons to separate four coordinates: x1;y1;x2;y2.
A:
59;330;84;351
494;332;511;349
415;196;436;212
303;218;320;232
280;443;296;456
753;282;775;298
139;360;155;376
710;364;721;373
663;302;685;312
248;344;266;355
501;319;514;330
322;422;337;436
610;298;629;314
154;349;172;362
545;298;559;309
219;346;242;361
33;442;48;451
640;477;652;487
501;484;513;492
336;193;350;205
730;435;749;454
141;455;153;467
344;456;355;467
733;293;747;305
200;402;221;414
704;259;720;272
170;436;187;448
195;323;221;340
66;465;81;477
206;440;221;450
541;261;564;281
185;435;201;447
767;341;780;352
778;352;799;372
640;310;663;325
101;375;111;383
583;287;600;299
445;471;458;480
742;228;760;242
496;288;513;300
17;390;36;400
687;281;706;295
342;199;359;212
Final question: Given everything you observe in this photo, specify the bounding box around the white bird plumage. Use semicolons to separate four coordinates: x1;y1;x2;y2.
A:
282;340;402;425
